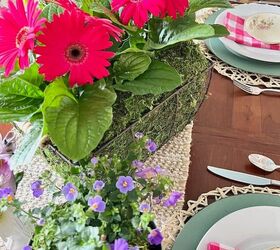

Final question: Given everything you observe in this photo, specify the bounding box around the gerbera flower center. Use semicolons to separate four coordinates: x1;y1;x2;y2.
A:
65;43;88;64
16;26;30;48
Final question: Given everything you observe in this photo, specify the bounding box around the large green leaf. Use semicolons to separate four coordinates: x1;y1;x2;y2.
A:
113;52;151;81
114;61;182;95
10;121;43;170
0;78;44;122
41;3;64;21
188;0;231;14
42;78;76;134
18;63;44;87
147;16;229;50
45;84;116;161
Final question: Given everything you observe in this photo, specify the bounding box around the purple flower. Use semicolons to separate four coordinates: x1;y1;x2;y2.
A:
31;180;44;198
148;229;163;245
0;158;12;186
163;191;183;207
111;238;129;250
37;218;45;226
135;167;157;179
62;183;78;202
132;160;144;170
91;157;99;165
146;139;157;153
134;132;144;139
154;165;164;174
93;180;105;191
88;195;106;213
0;187;13;202
139;203;150;213
154;194;164;205
23;246;32;250
116;176;135;194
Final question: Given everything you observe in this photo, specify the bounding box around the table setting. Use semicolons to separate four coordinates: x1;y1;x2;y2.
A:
169;1;280;250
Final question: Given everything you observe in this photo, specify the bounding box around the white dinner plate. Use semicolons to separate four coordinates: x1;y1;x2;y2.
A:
197;206;280;250
215;3;280;63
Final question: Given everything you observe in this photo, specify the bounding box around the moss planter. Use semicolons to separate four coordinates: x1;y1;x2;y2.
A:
42;42;211;163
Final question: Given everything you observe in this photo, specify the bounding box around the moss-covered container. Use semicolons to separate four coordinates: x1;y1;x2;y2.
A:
43;42;211;162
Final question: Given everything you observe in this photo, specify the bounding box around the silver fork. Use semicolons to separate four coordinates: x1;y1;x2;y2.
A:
233;80;280;95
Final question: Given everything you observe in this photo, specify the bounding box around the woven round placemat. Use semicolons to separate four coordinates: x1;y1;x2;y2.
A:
162;185;280;249
196;8;280;88
0;123;193;250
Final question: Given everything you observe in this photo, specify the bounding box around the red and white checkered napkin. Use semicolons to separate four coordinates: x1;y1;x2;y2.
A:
224;12;280;50
207;242;238;250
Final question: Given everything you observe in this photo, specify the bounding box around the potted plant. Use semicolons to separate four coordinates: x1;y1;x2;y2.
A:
0;0;230;166
0;134;183;249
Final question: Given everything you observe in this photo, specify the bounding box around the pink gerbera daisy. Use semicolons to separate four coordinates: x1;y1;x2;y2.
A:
161;0;189;19
0;0;45;76
35;11;115;87
111;0;162;28
55;0;123;41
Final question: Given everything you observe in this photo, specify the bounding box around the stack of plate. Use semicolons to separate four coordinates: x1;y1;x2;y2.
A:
172;194;280;250
205;3;280;77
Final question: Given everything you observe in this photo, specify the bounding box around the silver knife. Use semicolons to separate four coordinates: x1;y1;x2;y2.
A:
208;166;280;186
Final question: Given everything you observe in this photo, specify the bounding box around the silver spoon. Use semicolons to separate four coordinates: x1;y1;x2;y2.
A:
248;154;280;172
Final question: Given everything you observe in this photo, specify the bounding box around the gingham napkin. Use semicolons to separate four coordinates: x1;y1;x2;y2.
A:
224;12;280;50
208;242;237;250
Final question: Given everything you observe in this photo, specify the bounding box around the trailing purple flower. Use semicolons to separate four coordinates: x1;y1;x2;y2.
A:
93;180;105;191
132;160;144;170
145;139;157;153
88;195;106;213
163;191;183;207
134;132;144;139
91;157;99;165
110;238;129;250
22;246;32;250
62;183;78;202
0;187;13;202
116;176;135;194
31;180;44;198
135;167;157;179
148;229;163;245
37;218;45;226
139;203;151;213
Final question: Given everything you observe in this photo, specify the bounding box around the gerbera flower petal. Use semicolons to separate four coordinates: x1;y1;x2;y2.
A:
0;0;45;76
112;0;162;28
161;0;189;19
35;11;115;87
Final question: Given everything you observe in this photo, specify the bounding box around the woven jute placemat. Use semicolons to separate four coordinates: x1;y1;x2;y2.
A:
0;123;193;249
196;8;280;88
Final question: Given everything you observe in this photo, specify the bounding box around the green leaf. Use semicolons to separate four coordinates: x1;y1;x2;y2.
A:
41;3;64;21
147;15;229;50
0;78;44;122
188;0;231;14
0;78;44;98
10;121;43;170
114;61;182;95
18;63;44;87
45;84;117;161
113;52;151;81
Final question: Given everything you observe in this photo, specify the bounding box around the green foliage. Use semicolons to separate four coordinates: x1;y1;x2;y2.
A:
113;52;152;81
44;83;117;161
10;120;43;170
114;61;182;95
188;0;232;14
0;77;44;122
31;137;174;249
41;3;64;21
147;16;229;50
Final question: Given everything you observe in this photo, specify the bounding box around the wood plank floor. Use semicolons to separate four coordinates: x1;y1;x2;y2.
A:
184;71;280;205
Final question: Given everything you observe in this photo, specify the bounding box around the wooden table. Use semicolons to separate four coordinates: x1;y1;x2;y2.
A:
184;71;280;206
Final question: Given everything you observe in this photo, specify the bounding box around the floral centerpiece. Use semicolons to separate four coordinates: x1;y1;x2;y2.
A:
1;134;184;249
0;0;230;166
